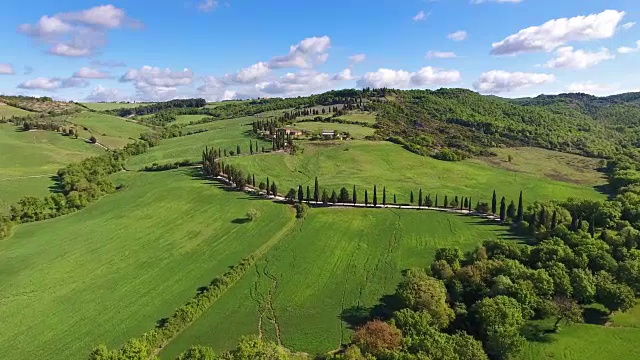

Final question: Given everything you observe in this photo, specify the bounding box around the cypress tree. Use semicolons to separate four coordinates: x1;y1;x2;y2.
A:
252;174;256;187
373;185;378;207
306;186;311;204
314;177;319;203
331;190;337;204
255;141;259;153
444;195;449;208
435;194;439;208
463;197;468;209
499;197;506;223
410;191;414;204
365;190;369;206
271;181;277;197
468;197;472;212
589;215;596;237
529;213;536;233
491;190;497;214
383;187;387;206
460;196;463;210
418;189;423;208
322;190;329;205
551;210;558;230
237;144;241;155
353;185;357;205
224;149;227;157
250;141;253;155
298;185;304;203
507;200;516;219
517;191;524;222
539;207;547;228
266;177;270;196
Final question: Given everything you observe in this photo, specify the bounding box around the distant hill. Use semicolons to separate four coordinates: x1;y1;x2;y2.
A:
0;95;83;115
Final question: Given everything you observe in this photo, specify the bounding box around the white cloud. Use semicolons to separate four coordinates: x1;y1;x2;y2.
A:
85;85;128;102
357;66;461;88
197;0;219;12
229;62;270;83
545;46;614;69
447;31;467;41
566;81;616;95
268;36;331;69
73;67;110;79
256;71;332;95
120;66;194;101
18;5;140;57
473;70;555;94
622;22;636;30
197;76;236;101
491;10;626;55
618;40;640;54
17;76;89;91
426;51;457;59
471;0;522;3
0;64;15;75
413;10;427;22
333;68;355;81
349;53;366;65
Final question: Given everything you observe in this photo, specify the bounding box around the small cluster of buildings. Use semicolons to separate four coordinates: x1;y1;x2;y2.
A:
282;127;339;140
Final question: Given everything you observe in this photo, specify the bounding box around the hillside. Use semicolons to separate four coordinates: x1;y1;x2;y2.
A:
0;95;83;115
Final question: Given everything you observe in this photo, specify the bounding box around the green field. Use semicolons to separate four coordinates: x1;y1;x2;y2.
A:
0;169;294;360
291;121;374;139
175;114;209;125
520;321;640;360
0;104;32;118
80;102;154;111
226;141;605;204
127;117;271;169
335;112;377;124
0;123;103;208
66;112;149;149
476;147;607;187
160;208;513;358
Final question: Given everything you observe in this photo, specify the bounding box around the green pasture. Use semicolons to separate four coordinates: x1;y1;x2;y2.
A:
0;169;294;360
0;104;32;118
175;114;209;125
226;141;606;205
127;117;270;169
291;121;374;138
161;207;513;357
66;111;148;149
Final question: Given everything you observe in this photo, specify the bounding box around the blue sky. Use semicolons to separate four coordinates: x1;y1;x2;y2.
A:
0;0;638;101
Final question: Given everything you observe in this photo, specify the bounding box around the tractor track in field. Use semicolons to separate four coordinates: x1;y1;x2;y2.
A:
263;260;284;346
250;263;267;339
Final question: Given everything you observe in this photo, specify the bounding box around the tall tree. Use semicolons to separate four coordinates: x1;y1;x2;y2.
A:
589;215;596;237
444;195;449;208
383;187;387;206
464;197;468;209
410;191;414;204
353;185;357;205
418;189;423;208
252;174;256;187
306;185;311;204
373;185;378;207
499;197;506;223
507;200;516;219
468;197;472;211
435;194;439;208
314;177;319;203
491;190;497;214
270;181;277;197
298;185;304;203
266;177;270;196
551;210;558;230
236;144;241;155
365;190;369;206
517;191;524;222
250;141;253;155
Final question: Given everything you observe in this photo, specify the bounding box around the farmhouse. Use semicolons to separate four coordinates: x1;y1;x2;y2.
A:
321;130;337;139
282;128;303;137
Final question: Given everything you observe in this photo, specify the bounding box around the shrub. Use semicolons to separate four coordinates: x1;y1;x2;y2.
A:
352;320;402;357
295;203;309;219
246;208;259;221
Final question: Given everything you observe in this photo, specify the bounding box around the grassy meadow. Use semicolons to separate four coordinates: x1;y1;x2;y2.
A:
66;112;149;149
175;114;209;125
0;104;32;118
290;121;374;139
0;169;294;360
127;117;271;169
226;141;606;204
0;123;103;208
160;208;513;358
